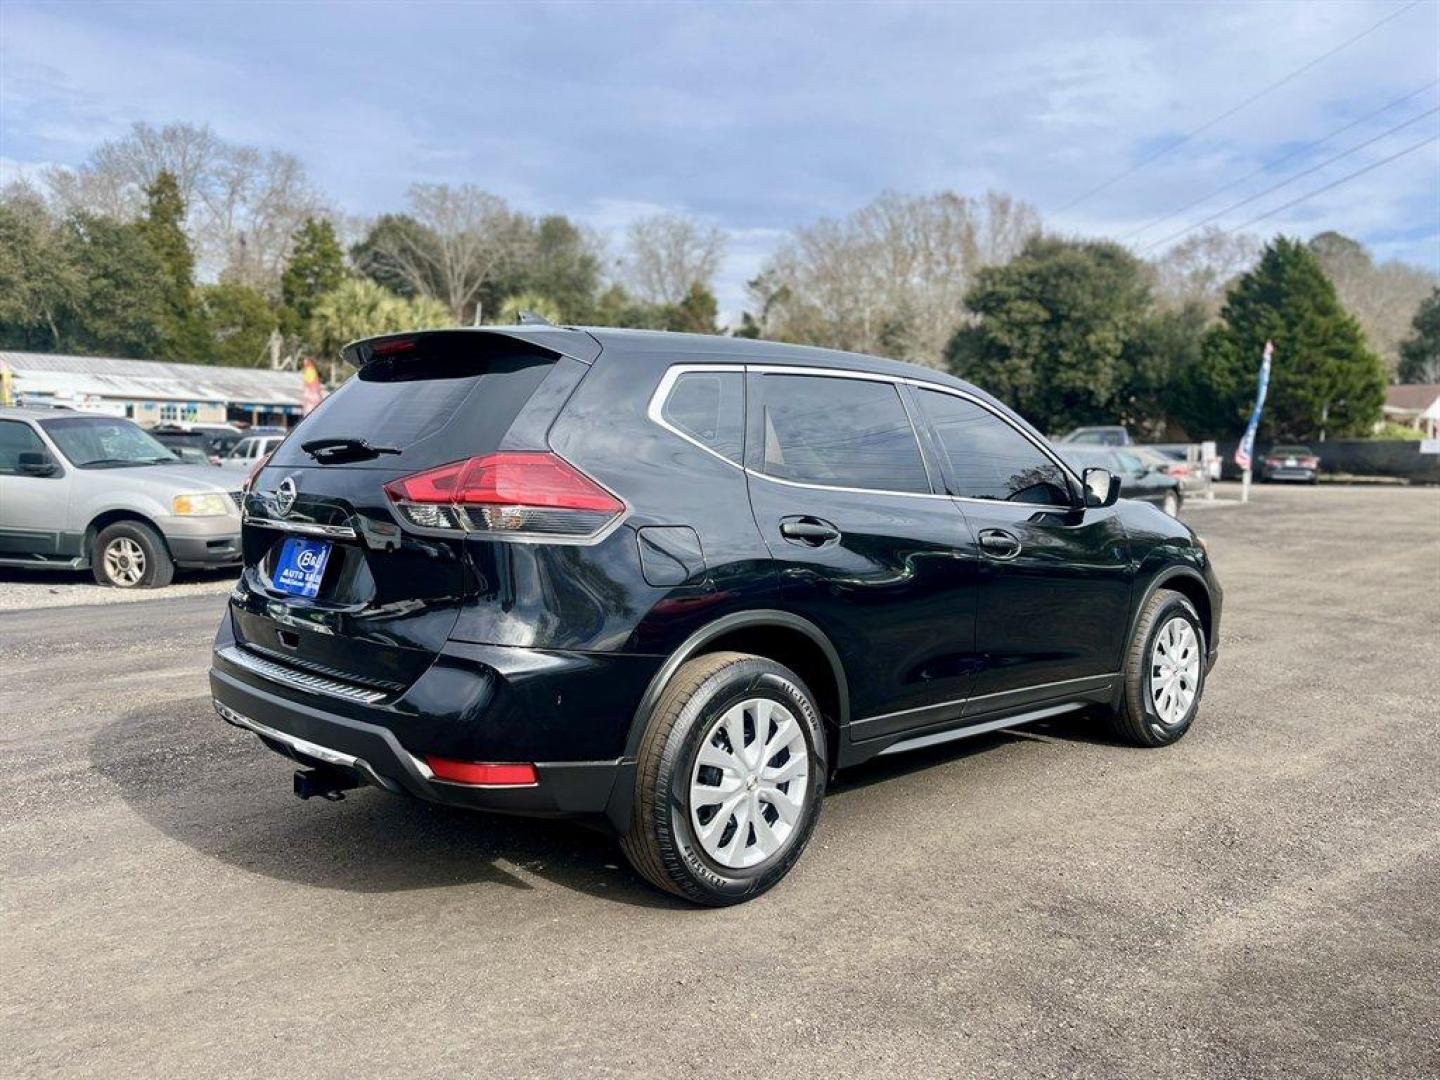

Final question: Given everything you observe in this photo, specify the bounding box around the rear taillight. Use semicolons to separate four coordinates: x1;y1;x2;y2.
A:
1264;457;1282;468
424;758;537;787
1302;456;1320;468
242;452;272;493
383;452;624;540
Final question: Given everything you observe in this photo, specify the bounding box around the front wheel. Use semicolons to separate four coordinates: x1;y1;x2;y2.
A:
619;651;827;905
1110;589;1206;747
91;521;174;589
1161;490;1180;517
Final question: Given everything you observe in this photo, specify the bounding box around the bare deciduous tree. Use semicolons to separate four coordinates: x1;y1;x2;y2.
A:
367;184;533;322
1307;231;1438;377
623;213;725;307
40;122;326;296
1147;228;1262;318
759;190;1041;367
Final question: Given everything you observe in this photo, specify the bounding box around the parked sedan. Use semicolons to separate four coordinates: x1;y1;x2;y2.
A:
1260;445;1320;484
1060;447;1183;516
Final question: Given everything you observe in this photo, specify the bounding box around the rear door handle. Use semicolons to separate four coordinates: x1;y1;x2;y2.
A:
978;528;1022;560
780;517;842;547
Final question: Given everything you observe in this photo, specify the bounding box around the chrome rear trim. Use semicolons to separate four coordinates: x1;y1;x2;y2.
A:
218;645;389;705
213;699;394;791
242;516;357;539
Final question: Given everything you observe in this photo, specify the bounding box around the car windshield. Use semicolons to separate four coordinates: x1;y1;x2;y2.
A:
40;416;179;468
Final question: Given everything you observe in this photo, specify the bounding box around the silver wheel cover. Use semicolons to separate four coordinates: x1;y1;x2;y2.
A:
103;536;146;587
689;697;810;870
1150;616;1200;726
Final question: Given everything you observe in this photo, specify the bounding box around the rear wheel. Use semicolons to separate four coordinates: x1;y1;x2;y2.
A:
1110;589;1205;747
620;651;826;905
92;521;174;589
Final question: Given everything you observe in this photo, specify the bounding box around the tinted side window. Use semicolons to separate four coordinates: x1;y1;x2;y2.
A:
0;421;46;475
758;374;930;494
917;389;1071;505
661;371;744;463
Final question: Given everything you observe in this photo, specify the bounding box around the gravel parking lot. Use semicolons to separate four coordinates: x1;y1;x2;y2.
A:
2;484;1436;1079
0;565;236;612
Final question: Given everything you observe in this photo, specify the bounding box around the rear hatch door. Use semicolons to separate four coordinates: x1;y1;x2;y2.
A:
230;331;587;696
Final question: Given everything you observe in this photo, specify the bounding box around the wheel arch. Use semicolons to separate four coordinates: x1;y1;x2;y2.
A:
85;509;172;558
1134;565;1213;650
623;609;850;762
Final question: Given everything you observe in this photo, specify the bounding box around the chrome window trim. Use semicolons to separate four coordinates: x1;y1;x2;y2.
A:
645;362;1083;508
646;364;748;469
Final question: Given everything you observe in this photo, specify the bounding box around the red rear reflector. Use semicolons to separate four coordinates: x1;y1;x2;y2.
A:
424;758;537;786
385;453;622;512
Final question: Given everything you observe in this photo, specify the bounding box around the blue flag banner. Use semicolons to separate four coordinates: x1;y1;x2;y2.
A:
1234;341;1273;471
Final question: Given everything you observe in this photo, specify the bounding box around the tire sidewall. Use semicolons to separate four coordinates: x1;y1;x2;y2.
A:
1135;595;1206;744
660;663;826;903
94;523;167;589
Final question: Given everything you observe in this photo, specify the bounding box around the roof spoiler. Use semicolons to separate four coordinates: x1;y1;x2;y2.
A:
341;327;601;369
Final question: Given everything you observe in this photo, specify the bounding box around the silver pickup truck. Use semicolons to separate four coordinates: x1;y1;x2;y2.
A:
0;407;244;588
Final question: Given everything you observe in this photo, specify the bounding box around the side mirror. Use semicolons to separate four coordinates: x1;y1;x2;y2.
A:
1082;467;1120;508
17;451;58;478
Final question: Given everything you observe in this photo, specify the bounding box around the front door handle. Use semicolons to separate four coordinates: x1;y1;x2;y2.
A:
780;517;842;547
978;528;1022;560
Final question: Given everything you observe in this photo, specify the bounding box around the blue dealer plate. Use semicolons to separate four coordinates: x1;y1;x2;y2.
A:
273;538;332;599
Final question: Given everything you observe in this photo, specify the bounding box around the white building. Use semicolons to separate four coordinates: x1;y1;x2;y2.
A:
0;350;314;428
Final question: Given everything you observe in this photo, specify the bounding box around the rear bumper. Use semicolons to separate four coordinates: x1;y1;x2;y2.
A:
210;667;630;820
1262;468;1317;482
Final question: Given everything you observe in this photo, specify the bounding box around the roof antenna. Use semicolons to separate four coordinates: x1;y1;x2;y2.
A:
517;311;553;326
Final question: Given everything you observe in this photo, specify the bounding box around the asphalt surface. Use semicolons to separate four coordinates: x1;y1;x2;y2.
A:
2;484;1437;1079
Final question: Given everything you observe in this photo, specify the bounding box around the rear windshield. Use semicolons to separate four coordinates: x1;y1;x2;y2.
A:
1272;445;1311;455
268;346;558;469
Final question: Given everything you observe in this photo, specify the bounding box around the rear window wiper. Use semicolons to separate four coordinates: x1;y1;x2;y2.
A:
300;437;401;463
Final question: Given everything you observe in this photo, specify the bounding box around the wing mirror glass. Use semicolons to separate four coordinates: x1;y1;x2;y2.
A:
17;451;57;477
1082;466;1120;508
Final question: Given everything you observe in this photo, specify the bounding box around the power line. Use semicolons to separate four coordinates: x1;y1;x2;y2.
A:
1140;104;1440;252
1221;134;1438;235
1053;0;1422;214
1121;79;1439;242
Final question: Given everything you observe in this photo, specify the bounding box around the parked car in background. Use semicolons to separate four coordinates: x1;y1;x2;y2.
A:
222;434;285;469
1056;425;1132;447
0;408;242;587
211;326;1221;906
151;429;220;466
153;422;244;460
1260;445;1320;484
1060;446;1184;516
1135;446;1207;496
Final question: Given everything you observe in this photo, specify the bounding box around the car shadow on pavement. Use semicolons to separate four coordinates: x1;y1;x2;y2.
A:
89;698;688;910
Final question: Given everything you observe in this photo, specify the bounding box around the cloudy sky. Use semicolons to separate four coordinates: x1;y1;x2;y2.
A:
2;0;1436;321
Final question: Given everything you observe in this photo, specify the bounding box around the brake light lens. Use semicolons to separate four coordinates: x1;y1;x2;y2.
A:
383;452;624;539
424;758;538;787
241;452;272;493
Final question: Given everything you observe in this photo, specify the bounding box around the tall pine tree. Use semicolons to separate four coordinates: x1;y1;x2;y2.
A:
1194;237;1385;440
281;217;346;344
138;171;207;360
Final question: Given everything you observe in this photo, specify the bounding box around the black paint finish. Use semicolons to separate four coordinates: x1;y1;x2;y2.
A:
211;326;1222;824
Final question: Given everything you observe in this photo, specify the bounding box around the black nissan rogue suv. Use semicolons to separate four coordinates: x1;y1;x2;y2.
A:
210;326;1221;905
